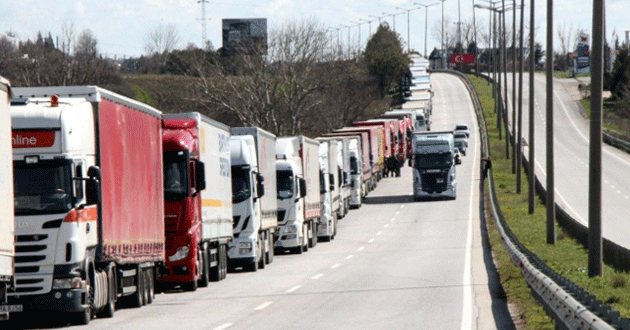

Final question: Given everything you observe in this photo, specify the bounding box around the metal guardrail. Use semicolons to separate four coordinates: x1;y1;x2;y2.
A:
433;69;622;329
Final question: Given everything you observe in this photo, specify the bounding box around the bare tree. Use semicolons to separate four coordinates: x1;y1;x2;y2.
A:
145;23;180;55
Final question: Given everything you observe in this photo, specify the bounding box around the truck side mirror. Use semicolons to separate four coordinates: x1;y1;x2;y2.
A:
299;178;307;198
86;166;101;206
328;174;335;191
256;173;265;198
196;161;206;192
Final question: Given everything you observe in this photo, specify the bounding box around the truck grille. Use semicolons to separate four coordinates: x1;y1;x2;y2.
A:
421;172;449;193
277;210;286;223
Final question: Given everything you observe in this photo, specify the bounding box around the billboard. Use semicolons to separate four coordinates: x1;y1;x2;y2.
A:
222;18;267;56
574;32;590;75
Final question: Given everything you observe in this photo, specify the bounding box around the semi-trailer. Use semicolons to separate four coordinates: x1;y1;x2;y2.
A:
354;119;401;177
323;131;373;194
158;112;232;291
315;139;339;241
10;86;165;324
275;136;321;253
0;77;16;320
333;126;383;183
229;127;278;271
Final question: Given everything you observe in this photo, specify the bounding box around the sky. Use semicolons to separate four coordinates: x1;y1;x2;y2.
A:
1;0;629;59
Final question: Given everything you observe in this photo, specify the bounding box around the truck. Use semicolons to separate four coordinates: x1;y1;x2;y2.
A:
412;131;457;200
316;139;339;241
0;77;16;320
333;126;382;184
159;112;232;292
275;136;321;254
316;137;351;219
354;119;401;177
229;127;277;271
10;86;165;324
323;131;373;195
381;111;415;165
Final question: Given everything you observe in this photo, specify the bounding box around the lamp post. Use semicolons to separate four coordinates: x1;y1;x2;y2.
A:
440;0;448;68
397;6;421;53
415;3;439;58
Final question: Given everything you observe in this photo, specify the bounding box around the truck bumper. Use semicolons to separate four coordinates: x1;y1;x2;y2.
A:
413;186;456;200
9;288;86;313
157;257;196;284
275;223;301;249
317;216;334;237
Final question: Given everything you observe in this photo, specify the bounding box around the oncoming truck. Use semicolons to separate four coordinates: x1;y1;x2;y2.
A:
10;86;165;324
159;112;232;291
412;131;457;200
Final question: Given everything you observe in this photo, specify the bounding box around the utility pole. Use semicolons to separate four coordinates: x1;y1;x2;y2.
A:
440;0;448;68
415;3;440;57
546;0;555;244
516;0;524;193
528;0;536;214
198;0;210;49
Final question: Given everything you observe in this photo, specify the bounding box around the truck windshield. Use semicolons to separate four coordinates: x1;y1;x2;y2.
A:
163;151;189;201
350;157;358;175
14;160;74;215
231;166;251;204
277;170;294;200
414;153;453;169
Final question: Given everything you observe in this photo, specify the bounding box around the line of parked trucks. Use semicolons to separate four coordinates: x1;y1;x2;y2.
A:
0;62;448;325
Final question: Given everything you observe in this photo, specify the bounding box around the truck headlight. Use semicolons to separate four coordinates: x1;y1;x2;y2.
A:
284;225;297;233
53;277;85;289
238;242;253;254
169;245;190;262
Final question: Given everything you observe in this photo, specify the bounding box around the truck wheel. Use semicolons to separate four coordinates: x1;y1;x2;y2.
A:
210;247;221;282
220;244;228;279
198;246;210;287
258;234;266;269
265;233;274;264
302;225;309;252
130;266;145;306
248;256;259;272
146;268;154;304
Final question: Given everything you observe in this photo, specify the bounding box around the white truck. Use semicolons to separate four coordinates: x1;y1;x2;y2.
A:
346;136;364;209
0;77;16;320
275;136;321;254
317;137;349;219
10;86;166;324
229;127;278;272
412;131;457;200
159;112;233;291
316;139;339;241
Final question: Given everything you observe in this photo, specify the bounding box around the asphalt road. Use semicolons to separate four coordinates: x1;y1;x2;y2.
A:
505;72;630;249
4;73;512;330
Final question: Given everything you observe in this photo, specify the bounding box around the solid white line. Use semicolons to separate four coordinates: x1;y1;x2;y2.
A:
345;255;354;260
331;263;340;269
213;323;233;330
312;273;324;280
461;78;477;330
254;301;273;311
357;246;365;251
286;285;301;293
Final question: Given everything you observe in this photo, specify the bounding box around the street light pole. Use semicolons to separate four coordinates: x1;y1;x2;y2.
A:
415;3;440;58
397;7;420;53
440;0;447;68
528;0;536;214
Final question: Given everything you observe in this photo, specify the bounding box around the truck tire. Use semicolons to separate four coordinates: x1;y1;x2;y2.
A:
198;246;210;287
220;244;228;279
130;266;145;306
258;234;266;270
97;265;115;318
210;246;221;282
302;225;309;252
146;268;155;304
265;232;274;264
182;277;198;292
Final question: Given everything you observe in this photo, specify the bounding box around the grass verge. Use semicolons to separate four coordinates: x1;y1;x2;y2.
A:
468;74;630;329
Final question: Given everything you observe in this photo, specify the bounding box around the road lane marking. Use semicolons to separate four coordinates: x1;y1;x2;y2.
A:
395;211;400;215
345;255;354;260
286;286;301;293
400;205;405;209
312;273;324;280
331;263;340;269
369;238;375;243
390;218;396;222
213;324;233;330
254;301;273;310
384;224;389;228
357;246;365;251
376;231;382;236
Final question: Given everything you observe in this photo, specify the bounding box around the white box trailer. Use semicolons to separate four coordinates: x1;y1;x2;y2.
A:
0;77;16;320
317;137;350;219
229;127;278;271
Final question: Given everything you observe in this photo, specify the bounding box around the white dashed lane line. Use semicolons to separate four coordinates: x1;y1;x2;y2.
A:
286;286;301;293
312;273;324;280
345;255;354;260
357;246;365;251
331;263;340;269
213;323;233;330
254;301;273;311
369;238;375;243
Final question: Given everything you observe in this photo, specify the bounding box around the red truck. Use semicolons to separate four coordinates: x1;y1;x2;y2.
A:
159;113;233;291
353;119;402;177
10;86;165;324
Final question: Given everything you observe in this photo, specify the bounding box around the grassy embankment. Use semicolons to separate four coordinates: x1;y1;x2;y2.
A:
469;74;630;329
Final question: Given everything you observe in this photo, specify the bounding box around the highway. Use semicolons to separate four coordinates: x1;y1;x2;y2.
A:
5;73;510;330
505;73;630;249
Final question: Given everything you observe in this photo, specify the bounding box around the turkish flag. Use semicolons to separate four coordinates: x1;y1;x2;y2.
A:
451;53;475;64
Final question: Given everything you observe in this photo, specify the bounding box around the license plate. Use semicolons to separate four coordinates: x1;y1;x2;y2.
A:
0;305;23;313
436;178;444;183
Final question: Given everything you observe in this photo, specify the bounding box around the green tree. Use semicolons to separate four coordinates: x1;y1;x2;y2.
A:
363;24;409;98
608;49;630;100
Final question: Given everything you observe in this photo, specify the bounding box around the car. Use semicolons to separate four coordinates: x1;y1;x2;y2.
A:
454;124;470;138
453;132;468;156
